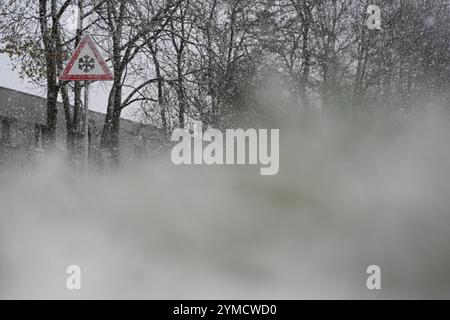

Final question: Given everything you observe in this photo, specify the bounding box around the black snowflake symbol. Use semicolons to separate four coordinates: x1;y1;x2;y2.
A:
78;55;95;73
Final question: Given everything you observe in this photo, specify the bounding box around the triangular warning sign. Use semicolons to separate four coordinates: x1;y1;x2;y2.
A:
59;35;114;81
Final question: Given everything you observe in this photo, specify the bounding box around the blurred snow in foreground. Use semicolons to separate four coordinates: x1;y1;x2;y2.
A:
1;106;450;299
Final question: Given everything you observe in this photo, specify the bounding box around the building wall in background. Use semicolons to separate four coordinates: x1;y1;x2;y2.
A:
0;86;165;166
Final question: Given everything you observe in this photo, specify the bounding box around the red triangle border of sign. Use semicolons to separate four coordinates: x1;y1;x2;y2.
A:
59;35;114;81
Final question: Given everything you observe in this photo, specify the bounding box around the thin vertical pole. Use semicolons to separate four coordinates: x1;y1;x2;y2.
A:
84;81;89;172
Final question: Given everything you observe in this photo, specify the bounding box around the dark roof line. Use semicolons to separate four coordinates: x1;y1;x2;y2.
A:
0;85;144;131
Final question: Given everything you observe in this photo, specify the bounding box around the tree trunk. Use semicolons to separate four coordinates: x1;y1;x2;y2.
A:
101;82;122;165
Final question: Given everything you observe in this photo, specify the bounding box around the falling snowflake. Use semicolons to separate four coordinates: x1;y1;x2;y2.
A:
78;55;95;73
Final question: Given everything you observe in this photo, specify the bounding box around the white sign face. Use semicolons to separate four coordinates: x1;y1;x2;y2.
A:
68;45;105;76
60;35;114;81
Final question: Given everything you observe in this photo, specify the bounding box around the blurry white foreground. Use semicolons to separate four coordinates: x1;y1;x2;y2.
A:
1;107;450;299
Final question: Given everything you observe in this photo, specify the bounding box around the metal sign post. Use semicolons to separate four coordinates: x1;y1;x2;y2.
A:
84;81;89;172
59;1;113;172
